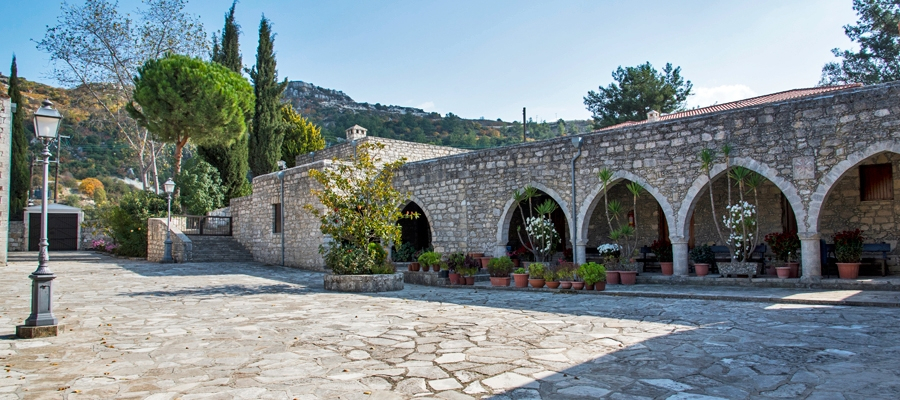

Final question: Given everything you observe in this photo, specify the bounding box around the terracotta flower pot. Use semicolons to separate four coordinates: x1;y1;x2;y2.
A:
607;271;620;284
559;281;572;289
584;283;594;290
490;277;510;286
660;262;674;276
449;272;461;285
765;266;776;276
837;262;860;279
465;276;475;285
546;281;560;289
529;278;546;288
694;263;709;277
513;259;520;268
433;264;441;272
409;262;420;272
594;282;606;291
513;273;529;288
619;271;637;285
776;267;791;279
785;262;800;278
571;281;585;290
480;257;492;269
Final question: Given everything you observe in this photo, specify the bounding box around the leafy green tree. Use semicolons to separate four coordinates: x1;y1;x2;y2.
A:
174;157;225;215
306;142;417;274
199;1;252;203
127;54;254;176
8;56;30;221
584;62;692;129
104;190;168;257
280;105;325;168
248;16;288;176
821;0;900;85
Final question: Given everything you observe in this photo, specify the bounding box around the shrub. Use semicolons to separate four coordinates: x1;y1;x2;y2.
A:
487;256;514;277
92;186;107;204
446;252;465;271
528;263;545;279
833;229;865;263
174;157;225;215
417;251;442;268
394;242;416;262
79;177;104;197
577;262;607;285
464;255;481;271
689;244;715;265
650;238;673;262
764;231;800;262
323;242;393;275
103;190;167;257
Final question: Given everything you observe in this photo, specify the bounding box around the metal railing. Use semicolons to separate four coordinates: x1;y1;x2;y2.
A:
171;215;232;236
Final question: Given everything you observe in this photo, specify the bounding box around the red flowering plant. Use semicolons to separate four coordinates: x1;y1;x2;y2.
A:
649;239;673;262
833;229;865;263
764;232;800;262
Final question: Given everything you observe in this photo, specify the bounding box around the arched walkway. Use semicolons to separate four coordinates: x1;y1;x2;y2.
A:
496;182;572;260
578;170;676;244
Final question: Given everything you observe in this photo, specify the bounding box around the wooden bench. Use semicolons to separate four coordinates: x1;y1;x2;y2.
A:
820;242;891;276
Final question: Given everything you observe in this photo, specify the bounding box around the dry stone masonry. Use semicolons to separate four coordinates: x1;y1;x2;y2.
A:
230;82;900;280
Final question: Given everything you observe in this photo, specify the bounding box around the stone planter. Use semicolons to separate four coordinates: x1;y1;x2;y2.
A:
660;262;674;276
490;277;510;286
718;261;759;278
324;273;404;292
837;262;860;279
619;271;637;285
607;271;620;284
694;263;710;277
513;273;529;288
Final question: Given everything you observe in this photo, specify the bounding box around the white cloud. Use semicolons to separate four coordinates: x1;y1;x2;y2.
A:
415;101;435;111
688;85;757;109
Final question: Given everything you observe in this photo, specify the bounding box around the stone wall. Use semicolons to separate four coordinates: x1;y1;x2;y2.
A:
0;98;11;264
80;226;112;250
294;136;468;167
8;221;25;252
147;218;192;263
232;81;900;277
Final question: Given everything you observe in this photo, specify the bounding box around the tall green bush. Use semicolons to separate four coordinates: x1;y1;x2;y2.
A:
104;190;168;257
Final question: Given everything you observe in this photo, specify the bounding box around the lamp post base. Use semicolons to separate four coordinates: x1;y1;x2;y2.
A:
16;324;62;339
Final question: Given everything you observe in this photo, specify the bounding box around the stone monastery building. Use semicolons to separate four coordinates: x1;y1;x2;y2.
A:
228;82;900;281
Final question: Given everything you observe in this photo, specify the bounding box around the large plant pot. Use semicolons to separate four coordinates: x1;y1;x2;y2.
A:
619;271;637;285
607;271;620;284
660;262;674;276
785;262;800;278
694;263;710;277
775;267;791;279
837;262;861;279
546;281;560;289
571;281;585;290
408;262;420;272
480;257;492;269
513;273;529;288
584;283;594;290
718;262;759;278
559;281;572;289
490;277;510;286
465;276;475;285
529;278;546;289
594;282;606;291
449;272;461;285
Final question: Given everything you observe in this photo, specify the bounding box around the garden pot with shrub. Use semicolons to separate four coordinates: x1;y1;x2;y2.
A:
607;271;620;284
775;266;791;279
571;281;585;290
487;256;514;287
559;281;572;289
449;272;460;285
837;263;860;279
619;271;637;285
693;264;710;277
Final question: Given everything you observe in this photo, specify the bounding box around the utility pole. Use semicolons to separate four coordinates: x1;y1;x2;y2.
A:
29;152;35;203
522;107;526;143
53;136;70;203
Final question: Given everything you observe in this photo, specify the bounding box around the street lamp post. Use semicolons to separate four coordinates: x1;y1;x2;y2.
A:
17;100;63;339
161;178;176;263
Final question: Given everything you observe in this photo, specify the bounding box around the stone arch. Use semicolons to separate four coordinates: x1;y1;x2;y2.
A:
496;182;573;251
677;157;806;238
399;195;435;251
808;141;900;232
578;170;676;243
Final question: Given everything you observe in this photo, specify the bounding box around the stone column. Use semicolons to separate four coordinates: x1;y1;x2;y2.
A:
799;232;821;281
671;236;689;276
575;239;587;265
495;243;507;258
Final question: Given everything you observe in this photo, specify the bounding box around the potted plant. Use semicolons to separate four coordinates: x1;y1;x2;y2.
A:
689;244;715;277
545;270;560;289
650;238;673;275
459;266;477;285
438;261;450;278
462;255;481;283
512;267;529;288
597;243;621;284
578;262;607;291
528;263;546;288
417;251;441;273
764;231;801;278
487;256;514;286
571;274;585;290
833;229;864;279
447;252;465;284
557;266;574;289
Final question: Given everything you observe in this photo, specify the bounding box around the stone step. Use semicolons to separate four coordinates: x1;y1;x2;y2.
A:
185;235;254;262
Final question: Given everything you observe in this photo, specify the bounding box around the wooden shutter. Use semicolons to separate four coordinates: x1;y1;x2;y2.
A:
860;164;894;201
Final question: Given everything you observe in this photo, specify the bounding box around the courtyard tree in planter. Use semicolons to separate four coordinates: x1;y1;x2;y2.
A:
307;142;418;276
699;145;764;277
511;186;561;262
597;168;644;271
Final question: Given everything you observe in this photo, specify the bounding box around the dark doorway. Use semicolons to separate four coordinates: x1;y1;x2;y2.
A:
399;202;431;251
507;190;568;253
29;213;79;251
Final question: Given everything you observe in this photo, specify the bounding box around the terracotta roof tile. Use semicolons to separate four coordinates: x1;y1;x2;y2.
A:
597;83;863;131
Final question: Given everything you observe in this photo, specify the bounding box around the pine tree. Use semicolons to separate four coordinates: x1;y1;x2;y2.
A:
248;16;287;176
199;1;252;203
8;56;30;221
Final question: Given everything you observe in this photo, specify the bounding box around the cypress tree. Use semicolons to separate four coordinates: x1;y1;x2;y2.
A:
248;16;287;176
199;1;252;203
8;56;30;221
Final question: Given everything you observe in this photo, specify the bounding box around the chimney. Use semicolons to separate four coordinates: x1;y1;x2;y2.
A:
345;125;367;141
647;110;660;123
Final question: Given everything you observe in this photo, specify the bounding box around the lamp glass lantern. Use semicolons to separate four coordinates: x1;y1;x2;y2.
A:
33;100;63;140
164;178;176;194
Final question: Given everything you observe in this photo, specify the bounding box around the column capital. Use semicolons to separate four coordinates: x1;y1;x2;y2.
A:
576;239;589;246
797;232;820;240
669;236;688;245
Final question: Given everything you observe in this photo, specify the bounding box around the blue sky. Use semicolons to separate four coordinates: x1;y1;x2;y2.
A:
2;0;857;121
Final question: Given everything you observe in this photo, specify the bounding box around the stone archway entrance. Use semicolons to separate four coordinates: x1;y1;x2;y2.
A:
398;201;432;254
506;189;569;262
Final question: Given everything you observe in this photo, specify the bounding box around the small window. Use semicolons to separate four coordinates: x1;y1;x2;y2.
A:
860;163;894;201
272;203;283;233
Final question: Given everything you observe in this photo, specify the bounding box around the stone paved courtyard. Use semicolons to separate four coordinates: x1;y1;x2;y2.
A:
2;252;900;399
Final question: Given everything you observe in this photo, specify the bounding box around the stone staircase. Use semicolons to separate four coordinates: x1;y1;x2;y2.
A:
187;235;255;263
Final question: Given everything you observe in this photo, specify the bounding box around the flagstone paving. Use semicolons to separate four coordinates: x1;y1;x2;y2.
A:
2;252;900;399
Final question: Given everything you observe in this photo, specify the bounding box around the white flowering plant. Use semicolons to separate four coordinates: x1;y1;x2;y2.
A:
723;201;757;261
699;146;763;262
512;186;562;262
525;216;560;260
